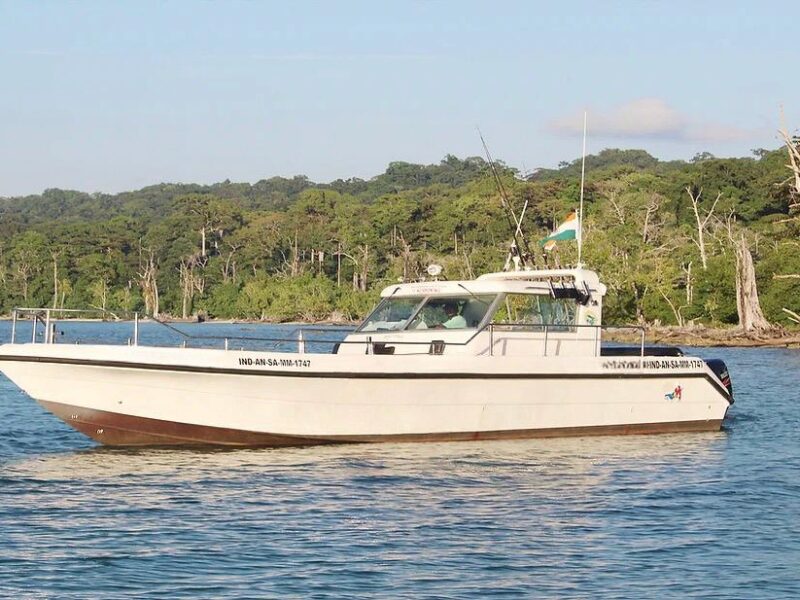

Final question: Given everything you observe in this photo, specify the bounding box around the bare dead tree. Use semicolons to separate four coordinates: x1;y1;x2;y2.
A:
316;250;325;274
657;287;685;327
462;248;475;280
642;193;662;243
16;254;38;303
721;214;771;332
0;244;6;286
289;231;300;277
183;199;228;258
396;231;417;282
179;260;194;320
277;232;302;278
15;264;31;302
221;242;240;284
631;282;648;324
337;244;372;291
333;241;342;287
57;277;70;310
89;277;110;312
308;247;322;273
599;180;627;225
734;235;771;332
138;249;160;318
179;253;207;319
683;261;693;305
687;187;722;270
778;123;800;206
194;271;206;296
358;244;370;291
338;250;359;290
51;249;61;309
608;196;626;225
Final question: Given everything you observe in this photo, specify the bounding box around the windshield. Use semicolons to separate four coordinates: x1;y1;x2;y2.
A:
408;295;495;330
358;297;424;332
358;294;496;332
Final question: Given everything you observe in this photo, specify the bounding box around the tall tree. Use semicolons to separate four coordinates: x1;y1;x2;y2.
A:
686;187;721;271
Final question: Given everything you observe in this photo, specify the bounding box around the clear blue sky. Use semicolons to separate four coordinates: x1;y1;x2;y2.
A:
0;0;797;196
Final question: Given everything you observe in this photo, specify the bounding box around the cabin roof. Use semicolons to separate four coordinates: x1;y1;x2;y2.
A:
379;268;607;298
477;267;601;283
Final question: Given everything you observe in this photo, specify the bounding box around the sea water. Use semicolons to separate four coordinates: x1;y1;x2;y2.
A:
0;322;798;599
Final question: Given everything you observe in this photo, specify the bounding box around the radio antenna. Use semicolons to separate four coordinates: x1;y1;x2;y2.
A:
577;111;587;267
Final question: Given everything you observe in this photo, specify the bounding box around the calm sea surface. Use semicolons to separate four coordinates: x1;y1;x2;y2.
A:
0;321;798;599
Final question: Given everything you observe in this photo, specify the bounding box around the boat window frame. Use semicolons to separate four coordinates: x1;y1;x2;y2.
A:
355;295;428;333
356;293;500;333
487;290;578;332
475;294;506;330
405;294;498;331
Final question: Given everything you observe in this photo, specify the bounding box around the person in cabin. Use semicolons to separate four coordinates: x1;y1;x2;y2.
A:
411;299;468;329
439;301;467;329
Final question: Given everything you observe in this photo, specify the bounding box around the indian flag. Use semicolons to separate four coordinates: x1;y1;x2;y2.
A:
540;212;579;251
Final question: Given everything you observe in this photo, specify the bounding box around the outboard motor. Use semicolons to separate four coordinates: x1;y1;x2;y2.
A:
706;359;734;404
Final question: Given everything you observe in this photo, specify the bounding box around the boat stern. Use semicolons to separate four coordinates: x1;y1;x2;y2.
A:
705;358;734;404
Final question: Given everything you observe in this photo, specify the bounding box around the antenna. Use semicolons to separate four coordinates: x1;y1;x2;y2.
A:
577;111;587;267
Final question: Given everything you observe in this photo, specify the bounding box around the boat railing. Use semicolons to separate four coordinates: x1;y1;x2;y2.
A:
8;307;358;352
8;307;647;358
484;323;646;357
145;318;357;352
9;307;136;345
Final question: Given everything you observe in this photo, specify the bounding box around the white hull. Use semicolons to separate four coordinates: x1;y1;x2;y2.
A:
0;343;731;446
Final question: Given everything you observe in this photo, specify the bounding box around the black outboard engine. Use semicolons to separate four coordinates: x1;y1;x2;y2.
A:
706;359;734;404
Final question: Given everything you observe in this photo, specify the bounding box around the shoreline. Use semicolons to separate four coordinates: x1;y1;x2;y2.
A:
1;315;796;347
603;326;800;348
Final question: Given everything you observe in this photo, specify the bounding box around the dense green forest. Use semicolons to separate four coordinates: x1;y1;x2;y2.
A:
1;145;799;327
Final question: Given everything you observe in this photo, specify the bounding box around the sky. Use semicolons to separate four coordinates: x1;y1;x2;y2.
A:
0;0;797;197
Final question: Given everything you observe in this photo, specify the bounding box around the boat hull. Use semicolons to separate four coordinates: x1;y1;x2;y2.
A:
0;344;732;447
38;399;723;446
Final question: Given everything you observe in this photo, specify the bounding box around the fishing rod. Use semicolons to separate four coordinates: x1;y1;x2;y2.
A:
478;129;535;268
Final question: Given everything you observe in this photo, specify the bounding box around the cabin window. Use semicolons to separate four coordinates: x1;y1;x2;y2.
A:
491;294;577;329
407;295;495;330
358;297;424;332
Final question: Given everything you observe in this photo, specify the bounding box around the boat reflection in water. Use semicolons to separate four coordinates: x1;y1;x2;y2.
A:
9;430;728;486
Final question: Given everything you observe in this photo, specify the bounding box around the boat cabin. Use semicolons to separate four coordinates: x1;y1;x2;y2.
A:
338;268;607;357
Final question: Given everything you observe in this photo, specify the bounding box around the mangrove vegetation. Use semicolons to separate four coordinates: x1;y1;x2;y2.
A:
1;140;799;330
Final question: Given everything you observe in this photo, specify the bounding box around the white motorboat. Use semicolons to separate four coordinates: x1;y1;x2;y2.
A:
0;267;733;446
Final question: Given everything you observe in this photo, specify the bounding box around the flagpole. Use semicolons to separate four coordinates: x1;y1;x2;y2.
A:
577;111;587;268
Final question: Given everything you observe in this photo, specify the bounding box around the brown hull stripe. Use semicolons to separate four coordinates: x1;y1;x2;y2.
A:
39;400;724;448
0;354;732;403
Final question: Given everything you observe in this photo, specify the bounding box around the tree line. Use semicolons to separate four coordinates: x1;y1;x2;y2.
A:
1;144;799;328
